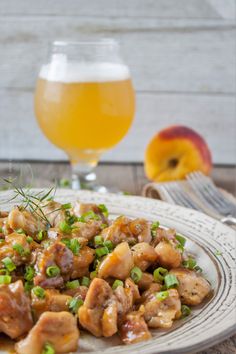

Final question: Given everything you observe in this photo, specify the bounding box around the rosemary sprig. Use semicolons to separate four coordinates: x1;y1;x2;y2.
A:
2;179;56;227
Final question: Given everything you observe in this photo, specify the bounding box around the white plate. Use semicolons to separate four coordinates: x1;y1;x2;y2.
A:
0;189;235;354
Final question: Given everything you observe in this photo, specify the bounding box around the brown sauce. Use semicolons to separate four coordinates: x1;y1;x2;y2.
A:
0;335;16;353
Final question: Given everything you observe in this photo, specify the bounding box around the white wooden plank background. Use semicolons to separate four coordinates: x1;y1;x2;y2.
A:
0;0;235;164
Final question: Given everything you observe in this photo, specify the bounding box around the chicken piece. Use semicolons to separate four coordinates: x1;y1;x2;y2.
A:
143;288;181;329
1;232;31;266
114;278;140;323
132;242;157;271
129;219;152;243
140;283;162;303
71;246;95;279
63;285;88;299
0;211;8;218
78;278;118;337
42;200;66;227
101;216;135;245
77;203;109;224
73;220;103;240
169;268;211;305
7;207;44;236
15;311;79;354
137;272;154;291
0;280;33;338
34;242;74;288
119;305;151;344
151;228;176;247
98;242;134;280
31;289;72;319
155;240;182;269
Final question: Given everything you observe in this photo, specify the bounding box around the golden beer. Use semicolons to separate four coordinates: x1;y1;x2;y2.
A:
35;62;135;164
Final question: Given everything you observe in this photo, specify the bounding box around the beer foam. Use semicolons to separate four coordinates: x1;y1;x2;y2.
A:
39;59;130;83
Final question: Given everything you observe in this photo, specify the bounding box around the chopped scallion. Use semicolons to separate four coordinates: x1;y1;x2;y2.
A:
32;286;45;299
153;267;168;282
81;276;90;287
46;266;60;278
94;235;104;246
164;274;179;289
0;275;11;284
66;280;80;289
2;257;16;272
42;342;55;354
59;221;72;233
130;266;142;284
95;246;109;258
155;290;169;301
181;305;191;318
68;297;84;314
26;236;33;244
24;265;35;281
175;234;186;247
112;279;124;290
151;221;160;237
98;204;109;217
61;203;72;210
38;230;47;241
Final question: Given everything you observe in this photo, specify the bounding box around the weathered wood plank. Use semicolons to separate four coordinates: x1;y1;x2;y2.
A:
0;0;235;19
0;17;235;94
0;89;235;164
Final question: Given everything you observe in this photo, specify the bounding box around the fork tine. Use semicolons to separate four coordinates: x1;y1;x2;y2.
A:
190;172;232;209
187;172;236;216
162;183;199;210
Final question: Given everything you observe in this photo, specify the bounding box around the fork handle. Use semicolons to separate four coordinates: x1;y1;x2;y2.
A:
221;216;236;227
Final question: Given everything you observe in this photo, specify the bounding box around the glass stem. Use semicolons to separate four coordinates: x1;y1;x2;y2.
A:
71;163;98;190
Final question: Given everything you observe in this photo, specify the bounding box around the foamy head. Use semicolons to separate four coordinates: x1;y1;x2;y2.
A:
39;55;130;83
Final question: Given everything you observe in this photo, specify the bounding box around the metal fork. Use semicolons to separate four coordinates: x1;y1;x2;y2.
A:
187;172;236;221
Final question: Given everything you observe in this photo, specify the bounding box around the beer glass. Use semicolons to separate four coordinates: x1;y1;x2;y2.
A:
34;39;135;190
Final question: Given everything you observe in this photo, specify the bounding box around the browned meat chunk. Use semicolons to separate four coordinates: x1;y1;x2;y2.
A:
143;288;181;328
155;240;182;269
15;311;79;354
0;280;33;338
137;272;154;291
170;268;211;305
31;289;72;319
132;242;157;271
42;200;66;227
151;228;176;247
129;219;152;243
34;242;73;288
78;278;118;337
7;207;44;236
98;242;134;280
114;278;140;322
119;305;151;344
71;246;95;278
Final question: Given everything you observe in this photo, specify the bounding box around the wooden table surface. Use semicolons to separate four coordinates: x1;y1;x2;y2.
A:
0;161;235;353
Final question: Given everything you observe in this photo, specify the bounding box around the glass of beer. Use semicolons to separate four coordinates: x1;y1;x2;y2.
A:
34;39;135;190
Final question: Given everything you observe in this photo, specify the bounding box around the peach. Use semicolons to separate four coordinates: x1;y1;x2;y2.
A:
144;125;212;182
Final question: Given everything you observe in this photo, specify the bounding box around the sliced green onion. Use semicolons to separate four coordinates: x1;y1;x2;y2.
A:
151;221;160;237
59;221;72;233
153;267;168;282
103;240;114;251
155;290;169;301
130;266;142;284
2;257;16;272
61;203;72;210
15;228;25;234
0;275;11;284
42;342;55;354
24;281;33;293
95;246;109;258
66;280;80;289
0;269;9;275
68;297;84;314
69;239;81;255
112;279;124;290
164;274;179;289
24;265;35;281
182;258;197;270
46;266;60;278
181;305;191;318
81;276;90;287
194;265;203;273
13;243;25;256
98;204;109;217
90;270;97;279
100;223;108;229
26;236;33;244
78;211;100;223
32;286;45;299
38;230;47;241
61;238;71;247
66;214;78;225
94;235;104;246
0;227;3;233
175;234;186;247
0;239;5;243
